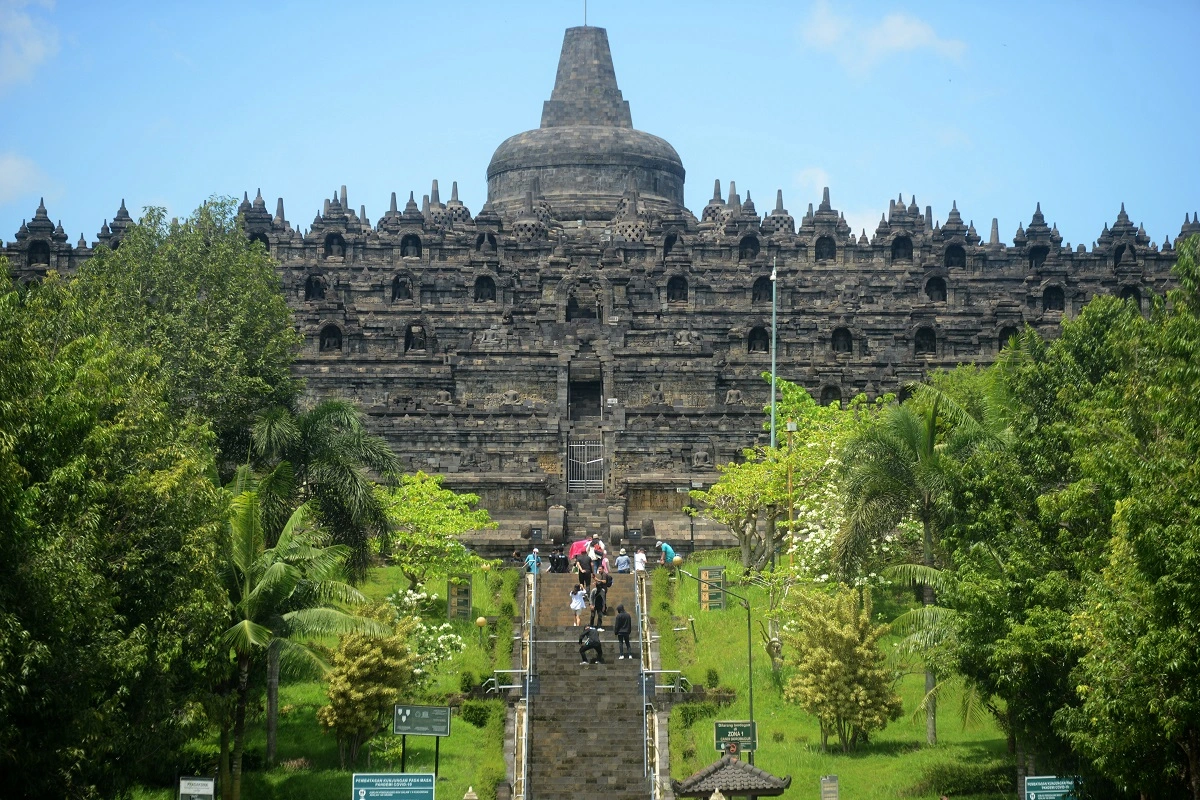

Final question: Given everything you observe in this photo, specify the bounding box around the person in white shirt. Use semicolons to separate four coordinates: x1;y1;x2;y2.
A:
633;548;647;571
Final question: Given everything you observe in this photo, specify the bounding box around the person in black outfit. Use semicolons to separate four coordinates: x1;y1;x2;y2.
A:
614;604;633;660
549;547;569;573
579;626;604;664
590;582;608;630
574;551;593;588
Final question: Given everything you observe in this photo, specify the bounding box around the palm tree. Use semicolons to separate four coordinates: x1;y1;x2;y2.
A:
834;382;1008;745
251;400;400;580
217;487;384;800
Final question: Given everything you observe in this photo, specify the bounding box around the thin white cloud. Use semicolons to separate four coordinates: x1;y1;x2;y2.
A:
800;0;965;76
0;0;59;93
0;151;45;205
794;166;831;203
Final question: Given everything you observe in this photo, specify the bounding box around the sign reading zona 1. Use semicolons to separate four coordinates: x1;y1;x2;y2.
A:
714;720;757;752
393;705;452;737
1025;775;1081;799
352;773;435;800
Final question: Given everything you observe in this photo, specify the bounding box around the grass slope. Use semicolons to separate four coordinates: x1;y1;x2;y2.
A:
657;552;1014;800
134;564;516;800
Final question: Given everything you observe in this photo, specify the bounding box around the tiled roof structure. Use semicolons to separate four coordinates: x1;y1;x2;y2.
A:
672;755;791;797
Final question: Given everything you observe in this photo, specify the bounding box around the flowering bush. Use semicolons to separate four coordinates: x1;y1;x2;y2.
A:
384;585;464;687
786;477;918;587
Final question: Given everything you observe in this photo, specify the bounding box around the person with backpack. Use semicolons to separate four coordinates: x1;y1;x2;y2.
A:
588;533;606;574
614;604;633;659
523;548;542;573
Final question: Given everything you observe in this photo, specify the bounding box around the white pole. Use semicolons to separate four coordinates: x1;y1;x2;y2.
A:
770;257;778;449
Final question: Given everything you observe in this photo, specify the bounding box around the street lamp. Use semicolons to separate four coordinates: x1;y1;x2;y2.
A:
677;567;756;765
770;257;778;450
475;616;488;647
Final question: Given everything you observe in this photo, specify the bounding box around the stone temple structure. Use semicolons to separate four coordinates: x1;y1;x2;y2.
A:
5;26;1197;553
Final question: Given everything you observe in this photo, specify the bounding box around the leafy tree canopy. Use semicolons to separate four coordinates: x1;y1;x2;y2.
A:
377;472;495;589
73;199;300;477
781;585;902;752
0;268;227;798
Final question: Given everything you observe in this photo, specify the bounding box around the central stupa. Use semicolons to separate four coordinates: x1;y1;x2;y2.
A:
486;26;686;221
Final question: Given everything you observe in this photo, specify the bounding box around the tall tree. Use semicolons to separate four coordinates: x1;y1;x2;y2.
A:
0;270;227;797
690;376;878;570
781;585;903;752
834;378;1006;745
73;200;300;478
251;400;400;580
217;489;383;800
1054;236;1200;798
377;471;495;590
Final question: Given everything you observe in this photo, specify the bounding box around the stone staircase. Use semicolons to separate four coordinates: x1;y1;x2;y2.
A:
528;572;648;799
565;494;612;541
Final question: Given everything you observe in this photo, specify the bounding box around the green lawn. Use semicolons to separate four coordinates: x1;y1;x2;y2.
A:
658;552;1015;799
135;564;516;800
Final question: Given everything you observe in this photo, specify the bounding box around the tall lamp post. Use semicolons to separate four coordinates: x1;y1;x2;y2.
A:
677;563;756;765
769;257;778;449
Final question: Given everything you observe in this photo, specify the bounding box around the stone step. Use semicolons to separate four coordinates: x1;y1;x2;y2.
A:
527;572;650;799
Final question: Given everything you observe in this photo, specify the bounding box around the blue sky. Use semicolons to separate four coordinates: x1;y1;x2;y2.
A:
2;0;1197;250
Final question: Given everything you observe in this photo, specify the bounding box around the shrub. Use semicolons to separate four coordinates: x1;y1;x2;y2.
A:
772;731;786;743
710;686;737;706
678;702;719;727
704;668;720;689
499;600;515;618
912;760;1015;796
459;670;478;693
460;700;494;728
476;762;506;800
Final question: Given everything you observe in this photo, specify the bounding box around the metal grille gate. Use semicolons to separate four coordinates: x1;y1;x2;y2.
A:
566;439;604;492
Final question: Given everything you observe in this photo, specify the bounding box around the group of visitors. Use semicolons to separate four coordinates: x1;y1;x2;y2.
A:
578;604;634;664
515;536;679;666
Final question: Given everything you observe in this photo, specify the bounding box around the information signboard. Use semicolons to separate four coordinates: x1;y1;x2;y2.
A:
447;577;472;621
820;775;839;800
179;777;215;800
393;705;452;737
1025;775;1080;799
352;773;435;800
698;565;725;611
714;720;757;752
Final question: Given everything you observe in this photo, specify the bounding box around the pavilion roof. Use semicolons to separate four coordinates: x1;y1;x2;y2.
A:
671;755;791;797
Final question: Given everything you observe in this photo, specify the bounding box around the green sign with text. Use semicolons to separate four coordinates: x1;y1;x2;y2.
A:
714;720;757;752
1025;775;1080;799
393;705;451;737
352;773;434;800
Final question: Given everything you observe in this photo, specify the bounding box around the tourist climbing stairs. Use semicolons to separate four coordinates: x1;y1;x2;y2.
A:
527;571;649;799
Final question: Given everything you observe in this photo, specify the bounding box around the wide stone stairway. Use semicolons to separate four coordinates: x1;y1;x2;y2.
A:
528;572;648;799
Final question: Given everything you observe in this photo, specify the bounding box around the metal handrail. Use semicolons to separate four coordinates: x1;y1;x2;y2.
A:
513;570;537;800
638;575;667;800
643;669;691;693
512;699;527;800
